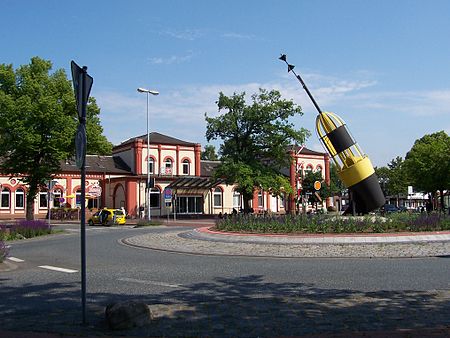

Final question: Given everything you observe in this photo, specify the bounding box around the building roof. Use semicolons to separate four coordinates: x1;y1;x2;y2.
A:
201;160;221;177
116;132;198;148
288;145;326;156
60;155;132;175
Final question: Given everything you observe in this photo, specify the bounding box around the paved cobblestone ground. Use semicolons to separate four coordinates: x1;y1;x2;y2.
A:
1;284;449;337
122;227;450;258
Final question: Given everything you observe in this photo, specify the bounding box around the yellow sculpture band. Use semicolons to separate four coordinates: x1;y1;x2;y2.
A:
338;156;375;188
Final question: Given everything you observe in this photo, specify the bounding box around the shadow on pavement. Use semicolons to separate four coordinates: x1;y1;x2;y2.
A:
0;275;449;337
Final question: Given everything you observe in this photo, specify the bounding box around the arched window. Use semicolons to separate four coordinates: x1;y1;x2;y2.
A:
164;158;173;174
213;187;222;207
316;165;323;177
39;190;48;209
182;159;190;175
15;188;25;209
233;190;241;208
1;188;10;208
257;190;264;208
150;187;160;208
148;157;155;174
53;189;63;208
305;164;313;173
75;189;82;207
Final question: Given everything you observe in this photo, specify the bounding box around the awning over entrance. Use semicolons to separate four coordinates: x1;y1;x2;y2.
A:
167;177;224;190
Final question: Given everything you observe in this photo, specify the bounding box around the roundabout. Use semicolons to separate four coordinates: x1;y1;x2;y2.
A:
122;226;450;258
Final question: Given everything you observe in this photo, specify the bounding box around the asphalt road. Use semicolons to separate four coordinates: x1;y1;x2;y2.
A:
1;223;449;337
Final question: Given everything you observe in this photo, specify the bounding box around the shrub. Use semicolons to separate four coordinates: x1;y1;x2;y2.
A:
214;213;450;234
13;220;52;239
135;219;163;227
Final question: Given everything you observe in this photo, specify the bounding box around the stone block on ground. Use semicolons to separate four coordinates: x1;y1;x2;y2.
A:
105;300;153;330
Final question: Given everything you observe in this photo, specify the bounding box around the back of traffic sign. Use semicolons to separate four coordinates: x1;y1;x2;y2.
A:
71;60;93;120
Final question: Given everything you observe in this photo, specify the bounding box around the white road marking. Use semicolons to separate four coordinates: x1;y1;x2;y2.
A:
38;265;78;273
7;257;24;262
119;277;182;288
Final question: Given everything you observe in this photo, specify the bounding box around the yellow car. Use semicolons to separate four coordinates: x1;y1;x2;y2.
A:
88;208;126;226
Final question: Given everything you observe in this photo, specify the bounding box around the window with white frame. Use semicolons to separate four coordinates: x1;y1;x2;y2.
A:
150;187;160;208
213;187;222;207
1;188;10;208
53;189;62;208
233;190;241;208
15;188;25;209
164;158;173;174
148;157;154;174
39;191;48;208
75;190;81;207
182;159;190;175
257;190;264;208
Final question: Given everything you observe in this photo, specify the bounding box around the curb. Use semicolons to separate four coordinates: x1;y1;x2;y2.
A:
195;227;450;245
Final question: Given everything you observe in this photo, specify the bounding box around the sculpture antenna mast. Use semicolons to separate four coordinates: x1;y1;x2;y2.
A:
278;54;323;115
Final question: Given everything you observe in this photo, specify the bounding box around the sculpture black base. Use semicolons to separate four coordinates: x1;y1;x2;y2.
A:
343;173;385;215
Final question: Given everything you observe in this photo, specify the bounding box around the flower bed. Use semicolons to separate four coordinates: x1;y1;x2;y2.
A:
214;213;450;234
0;220;53;241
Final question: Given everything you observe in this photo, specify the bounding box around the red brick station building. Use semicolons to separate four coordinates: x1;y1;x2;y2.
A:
0;132;330;220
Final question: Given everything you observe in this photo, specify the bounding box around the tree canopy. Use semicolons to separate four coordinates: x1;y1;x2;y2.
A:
201;144;219;161
0;57;112;219
205;88;310;210
403;131;450;210
375;156;408;199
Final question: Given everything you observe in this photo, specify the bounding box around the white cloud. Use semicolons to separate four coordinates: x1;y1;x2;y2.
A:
95;72;450;167
160;29;203;41
222;32;259;40
148;50;195;65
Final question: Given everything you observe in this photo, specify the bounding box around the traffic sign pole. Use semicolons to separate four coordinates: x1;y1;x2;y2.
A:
71;60;93;326
80;66;87;326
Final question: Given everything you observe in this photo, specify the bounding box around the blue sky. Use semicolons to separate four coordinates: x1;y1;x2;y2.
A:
2;0;450;166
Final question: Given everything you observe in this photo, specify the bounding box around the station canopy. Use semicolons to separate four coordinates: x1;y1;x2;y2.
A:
167;177;224;190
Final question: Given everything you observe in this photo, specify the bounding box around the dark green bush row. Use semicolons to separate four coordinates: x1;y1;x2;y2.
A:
214;213;450;234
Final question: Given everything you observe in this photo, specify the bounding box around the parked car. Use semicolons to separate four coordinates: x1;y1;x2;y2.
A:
88;208;126;226
380;204;399;213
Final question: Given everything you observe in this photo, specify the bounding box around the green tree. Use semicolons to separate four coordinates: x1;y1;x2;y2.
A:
0;57;112;219
403;131;450;212
201;144;219;161
301;170;329;211
205;88;310;211
375;156;408;205
329;162;345;196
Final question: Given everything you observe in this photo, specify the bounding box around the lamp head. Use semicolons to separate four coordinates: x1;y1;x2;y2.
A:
137;87;159;95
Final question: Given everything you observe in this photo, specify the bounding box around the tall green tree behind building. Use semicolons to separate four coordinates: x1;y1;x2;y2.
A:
403;131;450;211
0;57;112;219
205;88;310;211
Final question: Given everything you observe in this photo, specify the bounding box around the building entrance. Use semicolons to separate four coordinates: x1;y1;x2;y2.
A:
176;196;203;214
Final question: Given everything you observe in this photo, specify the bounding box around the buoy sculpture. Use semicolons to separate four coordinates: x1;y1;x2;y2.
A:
279;54;385;214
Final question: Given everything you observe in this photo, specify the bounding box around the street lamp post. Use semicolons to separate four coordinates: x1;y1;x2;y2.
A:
137;87;159;221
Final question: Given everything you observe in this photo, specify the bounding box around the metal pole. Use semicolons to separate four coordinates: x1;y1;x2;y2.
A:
48;180;51;225
80;67;87;325
146;92;151;221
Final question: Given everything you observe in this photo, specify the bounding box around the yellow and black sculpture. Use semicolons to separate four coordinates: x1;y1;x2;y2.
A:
279;54;385;214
